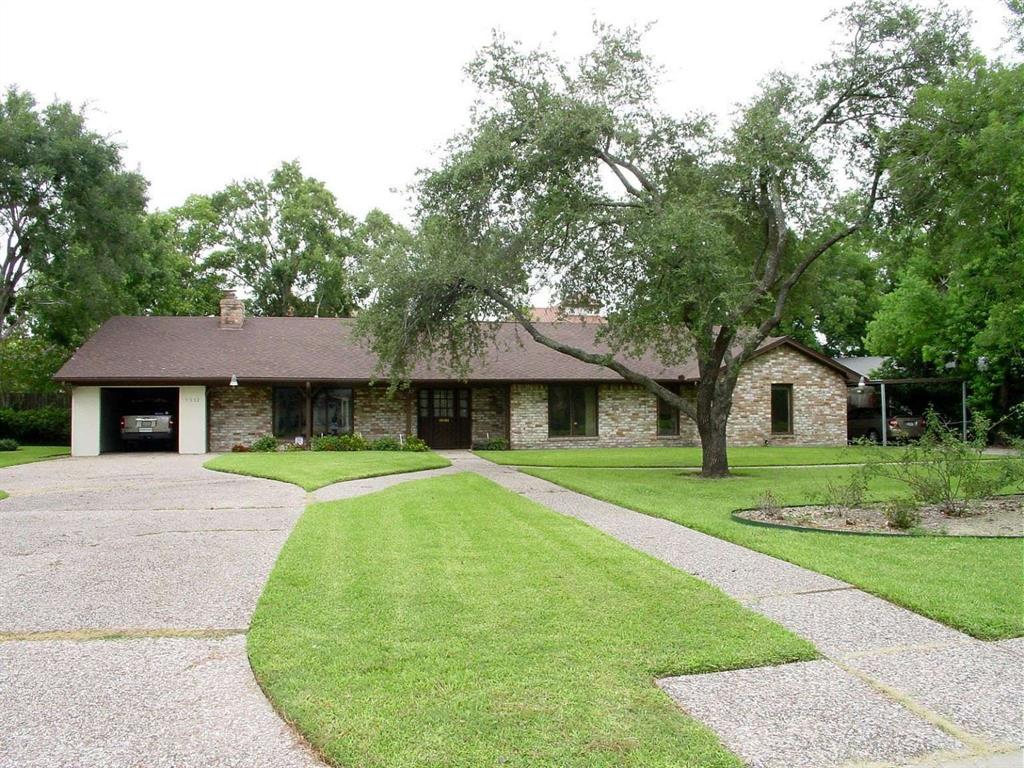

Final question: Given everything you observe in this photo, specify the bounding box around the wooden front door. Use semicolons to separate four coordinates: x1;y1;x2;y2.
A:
417;388;471;449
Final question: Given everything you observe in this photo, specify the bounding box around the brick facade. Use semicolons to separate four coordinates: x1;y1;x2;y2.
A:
726;346;848;446
353;386;413;440
205;346;847;451
509;382;697;449
207;385;273;452
470;385;509;445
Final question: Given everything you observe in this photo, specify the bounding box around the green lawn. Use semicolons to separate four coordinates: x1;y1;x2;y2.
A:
249;473;815;768
475;445;898;468
524;465;1024;639
203;450;450;491
0;445;70;469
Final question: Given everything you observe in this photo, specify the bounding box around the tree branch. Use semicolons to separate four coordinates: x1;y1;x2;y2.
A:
482;287;697;421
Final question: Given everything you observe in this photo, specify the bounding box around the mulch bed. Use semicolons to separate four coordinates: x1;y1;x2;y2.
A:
737;494;1023;537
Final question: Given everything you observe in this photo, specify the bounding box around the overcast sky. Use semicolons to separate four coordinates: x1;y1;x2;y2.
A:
2;1;1013;221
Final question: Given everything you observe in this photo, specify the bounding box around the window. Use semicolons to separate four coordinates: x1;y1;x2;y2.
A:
656;385;680;436
274;386;354;438
548;384;598;437
273;387;305;438
313;388;353;436
771;384;793;434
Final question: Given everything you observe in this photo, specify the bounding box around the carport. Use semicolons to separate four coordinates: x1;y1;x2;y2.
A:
69;385;208;457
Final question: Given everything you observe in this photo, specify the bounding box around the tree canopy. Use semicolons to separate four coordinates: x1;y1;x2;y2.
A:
177;161;362;317
867;58;1023;426
358;0;972;475
0;87;149;344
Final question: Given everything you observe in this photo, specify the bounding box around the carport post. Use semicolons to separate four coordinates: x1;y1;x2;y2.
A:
880;381;888;448
962;380;968;441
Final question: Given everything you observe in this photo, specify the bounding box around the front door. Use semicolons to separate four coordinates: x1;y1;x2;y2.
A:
417;388;471;448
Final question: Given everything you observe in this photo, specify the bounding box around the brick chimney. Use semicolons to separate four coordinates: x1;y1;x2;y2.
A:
219;290;245;329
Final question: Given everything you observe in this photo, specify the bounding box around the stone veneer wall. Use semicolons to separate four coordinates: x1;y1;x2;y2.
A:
471;385;509;445
509;382;698;449
726;346;848;446
207;385;273;452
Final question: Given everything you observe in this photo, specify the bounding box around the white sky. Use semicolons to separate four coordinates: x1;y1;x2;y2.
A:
1;0;1013;221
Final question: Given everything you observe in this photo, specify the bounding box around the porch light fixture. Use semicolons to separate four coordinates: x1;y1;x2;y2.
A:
229;374;239;387
857;376;867;391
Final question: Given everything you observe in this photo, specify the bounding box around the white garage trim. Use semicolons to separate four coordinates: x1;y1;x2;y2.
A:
177;386;207;454
71;386;101;457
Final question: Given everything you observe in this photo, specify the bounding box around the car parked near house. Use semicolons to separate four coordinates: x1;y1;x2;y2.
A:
848;406;924;442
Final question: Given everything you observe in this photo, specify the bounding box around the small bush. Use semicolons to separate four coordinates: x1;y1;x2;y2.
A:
0;437;19;451
475;437;509;451
312;433;369;451
371;436;402;451
230;444;249;453
250;435;279;453
861;411;1024;516
884;499;921;530
758;490;781;519
402;436;429;452
281;442;305;452
822;470;868;510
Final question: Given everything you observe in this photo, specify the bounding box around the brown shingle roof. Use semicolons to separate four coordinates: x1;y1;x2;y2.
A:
54;316;857;385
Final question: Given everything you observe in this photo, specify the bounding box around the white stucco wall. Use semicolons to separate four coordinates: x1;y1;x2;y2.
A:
71;386;101;457
177;385;207;454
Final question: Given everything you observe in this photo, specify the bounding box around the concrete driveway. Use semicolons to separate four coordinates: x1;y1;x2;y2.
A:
0;453;321;767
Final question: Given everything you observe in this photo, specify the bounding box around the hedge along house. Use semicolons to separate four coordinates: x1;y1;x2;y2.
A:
55;292;858;456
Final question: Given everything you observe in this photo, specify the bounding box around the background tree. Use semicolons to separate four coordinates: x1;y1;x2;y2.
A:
181;161;362;317
358;0;971;476
0;87;149;344
778;233;882;357
866;58;1023;432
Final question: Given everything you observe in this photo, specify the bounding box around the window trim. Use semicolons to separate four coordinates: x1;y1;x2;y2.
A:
770;383;794;435
547;384;599;438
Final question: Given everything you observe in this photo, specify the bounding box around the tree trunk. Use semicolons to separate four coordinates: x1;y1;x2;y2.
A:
696;408;730;478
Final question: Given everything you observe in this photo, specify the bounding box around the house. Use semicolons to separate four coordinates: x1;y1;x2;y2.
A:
54;292;857;456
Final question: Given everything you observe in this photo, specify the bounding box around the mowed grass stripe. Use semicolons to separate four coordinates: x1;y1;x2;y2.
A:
248;473;815;767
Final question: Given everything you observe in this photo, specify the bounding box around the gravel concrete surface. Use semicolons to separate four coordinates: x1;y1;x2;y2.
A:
0;453;318;767
448;451;1024;768
0;635;318;767
658;660;963;768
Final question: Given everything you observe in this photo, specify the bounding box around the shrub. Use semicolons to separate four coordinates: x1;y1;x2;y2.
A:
312;433;369;451
371;436;402;451
402;436;430;452
758;490;781;519
231;444;250;452
0;437;19;451
821;470;868;510
250;435;279;453
281;442;305;452
474;437;509;451
862;411;1024;516
884;498;921;530
0;406;70;445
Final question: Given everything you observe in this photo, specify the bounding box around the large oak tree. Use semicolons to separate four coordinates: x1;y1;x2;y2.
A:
362;0;971;476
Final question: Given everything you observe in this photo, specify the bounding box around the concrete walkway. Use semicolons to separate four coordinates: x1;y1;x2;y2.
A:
433;451;1023;768
0;454;320;767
